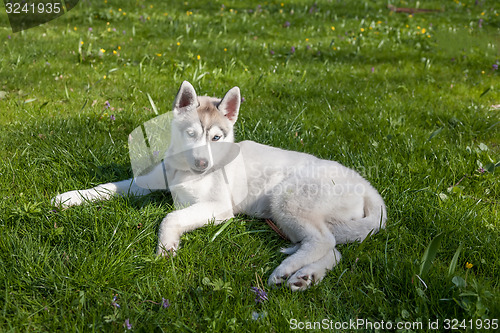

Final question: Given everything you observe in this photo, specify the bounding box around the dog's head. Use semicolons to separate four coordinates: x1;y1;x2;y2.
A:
169;81;241;174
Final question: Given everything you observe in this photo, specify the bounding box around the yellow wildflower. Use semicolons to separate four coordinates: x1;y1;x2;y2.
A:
466;262;473;269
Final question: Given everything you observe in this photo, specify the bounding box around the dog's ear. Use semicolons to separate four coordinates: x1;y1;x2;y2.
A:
218;87;240;124
173;81;198;112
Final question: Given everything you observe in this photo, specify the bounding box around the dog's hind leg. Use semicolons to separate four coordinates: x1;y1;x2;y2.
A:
286;248;341;291
267;231;337;288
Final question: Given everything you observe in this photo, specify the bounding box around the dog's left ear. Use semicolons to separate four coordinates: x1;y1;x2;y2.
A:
173;81;198;113
218;87;240;124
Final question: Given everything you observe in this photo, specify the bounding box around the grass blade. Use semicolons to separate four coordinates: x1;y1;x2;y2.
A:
448;243;463;276
419;233;444;277
210;218;234;242
147;93;159;115
426;127;443;142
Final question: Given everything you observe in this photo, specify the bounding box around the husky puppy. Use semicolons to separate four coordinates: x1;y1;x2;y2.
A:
53;81;386;291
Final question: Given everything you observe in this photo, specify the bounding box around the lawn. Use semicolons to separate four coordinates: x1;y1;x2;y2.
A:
0;0;499;331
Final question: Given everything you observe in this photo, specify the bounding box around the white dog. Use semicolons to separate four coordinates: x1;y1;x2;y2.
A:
53;81;387;291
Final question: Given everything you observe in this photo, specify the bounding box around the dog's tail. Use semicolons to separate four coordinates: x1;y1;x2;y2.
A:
363;188;387;230
333;187;386;244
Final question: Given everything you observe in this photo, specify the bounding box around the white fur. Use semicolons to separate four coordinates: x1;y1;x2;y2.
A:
52;81;387;291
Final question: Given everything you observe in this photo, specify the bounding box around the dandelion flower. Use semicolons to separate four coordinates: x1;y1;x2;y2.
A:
197;55;201;60
466;262;473;269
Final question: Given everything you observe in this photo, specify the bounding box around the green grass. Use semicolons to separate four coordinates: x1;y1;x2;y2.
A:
1;0;499;331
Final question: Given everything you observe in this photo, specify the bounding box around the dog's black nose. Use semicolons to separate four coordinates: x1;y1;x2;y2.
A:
195;158;208;169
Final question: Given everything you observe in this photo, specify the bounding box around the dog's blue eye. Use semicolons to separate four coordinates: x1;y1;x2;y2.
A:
186;130;195;137
212;135;221;141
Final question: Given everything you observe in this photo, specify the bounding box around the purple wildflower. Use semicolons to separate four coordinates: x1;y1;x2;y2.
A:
290;46;295;54
493;64;498;70
241;97;245;103
88;27;93;32
250;287;268;303
283;21;290;28
123;319;132;330
477;167;485;174
104;100;110;109
306;45;311;50
478;19;483;28
269;50;275;55
112;295;120;308
162;298;170;309
371;67;375;73
109;114;115;121
7;35;11;39
123;30;126;35
309;3;317;14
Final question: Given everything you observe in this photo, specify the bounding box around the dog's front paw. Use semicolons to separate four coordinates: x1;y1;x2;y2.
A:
156;240;179;258
51;191;84;208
